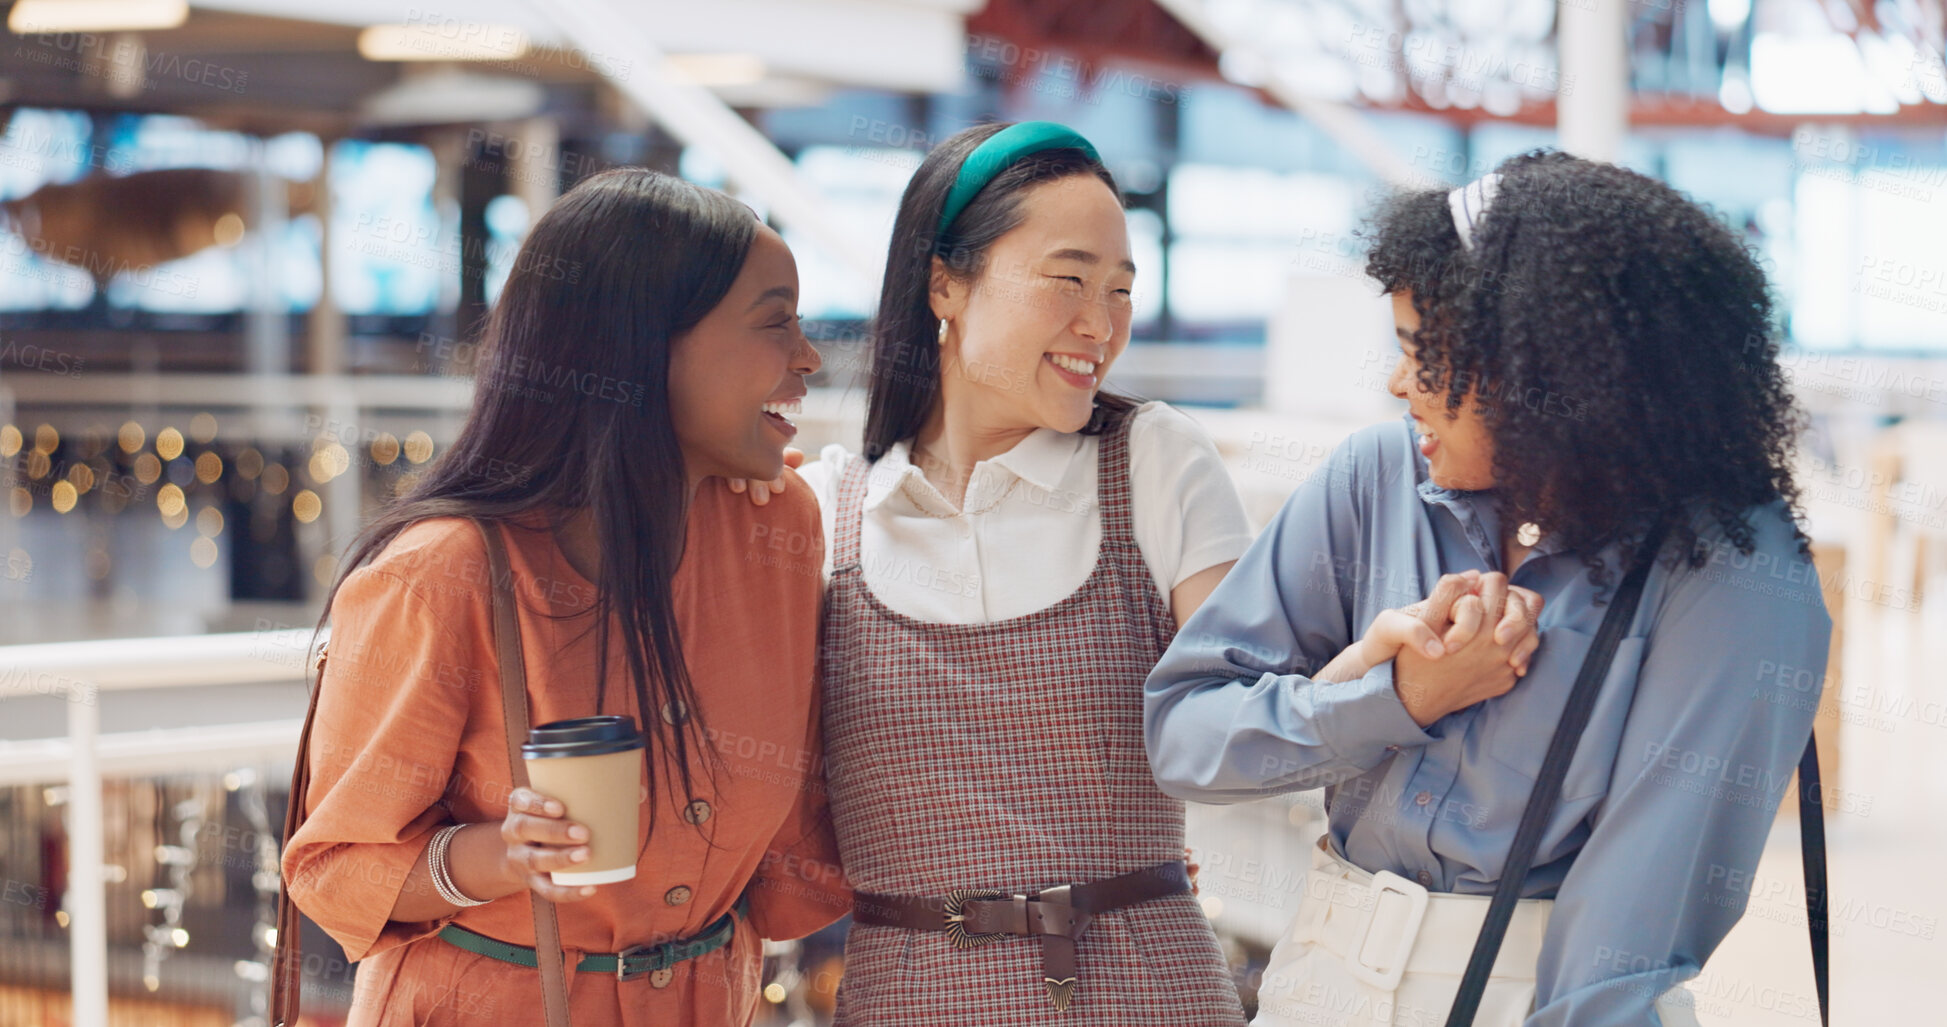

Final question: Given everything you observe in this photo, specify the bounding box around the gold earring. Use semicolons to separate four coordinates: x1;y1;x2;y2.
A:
937;318;948;345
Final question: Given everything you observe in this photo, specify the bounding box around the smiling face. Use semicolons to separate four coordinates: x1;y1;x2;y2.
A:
668;224;821;483
930;174;1135;436
1388;289;1496;490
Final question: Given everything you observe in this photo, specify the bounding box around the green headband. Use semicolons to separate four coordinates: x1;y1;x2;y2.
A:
936;121;1101;236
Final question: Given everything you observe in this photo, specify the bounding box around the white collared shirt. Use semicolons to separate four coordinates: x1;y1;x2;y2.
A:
796;400;1254;625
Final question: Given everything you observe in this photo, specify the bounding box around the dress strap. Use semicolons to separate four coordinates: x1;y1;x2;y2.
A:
1095;405;1140;549
1095;404;1175;648
832;454;872;572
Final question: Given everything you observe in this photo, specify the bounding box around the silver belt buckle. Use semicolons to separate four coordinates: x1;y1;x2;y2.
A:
942;888;1012;949
614;942;663;982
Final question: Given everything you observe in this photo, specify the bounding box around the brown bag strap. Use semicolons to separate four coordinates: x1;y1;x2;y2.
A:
477;517;573;1027
272;519;573;1027
271;640;329;1026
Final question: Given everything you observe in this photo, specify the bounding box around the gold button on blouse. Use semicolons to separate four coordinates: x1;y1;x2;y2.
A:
664;885;692;906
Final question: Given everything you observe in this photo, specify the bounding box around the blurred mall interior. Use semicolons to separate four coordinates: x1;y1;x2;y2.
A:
0;0;1944;1023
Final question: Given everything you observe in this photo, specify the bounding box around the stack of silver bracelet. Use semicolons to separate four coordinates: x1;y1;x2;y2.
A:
428;824;491;907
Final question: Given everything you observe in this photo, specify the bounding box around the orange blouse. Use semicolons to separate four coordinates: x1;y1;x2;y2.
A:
282;474;847;1026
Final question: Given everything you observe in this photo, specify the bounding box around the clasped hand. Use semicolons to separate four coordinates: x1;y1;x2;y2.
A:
1317;570;1544;728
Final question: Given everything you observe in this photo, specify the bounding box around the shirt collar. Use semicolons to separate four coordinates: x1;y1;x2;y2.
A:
1405;411;1567;560
860;442;924;512
862;429;1080;515
984;427;1078;493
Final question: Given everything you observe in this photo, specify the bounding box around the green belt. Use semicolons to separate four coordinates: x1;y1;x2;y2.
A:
438;894;746;982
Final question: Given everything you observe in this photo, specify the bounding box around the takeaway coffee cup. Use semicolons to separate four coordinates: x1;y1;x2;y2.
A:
520;715;646;885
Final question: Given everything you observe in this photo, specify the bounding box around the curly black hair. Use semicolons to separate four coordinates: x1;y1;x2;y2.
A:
1361;149;1807;587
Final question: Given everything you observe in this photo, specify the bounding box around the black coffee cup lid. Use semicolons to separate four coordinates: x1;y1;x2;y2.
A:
521;715;646;759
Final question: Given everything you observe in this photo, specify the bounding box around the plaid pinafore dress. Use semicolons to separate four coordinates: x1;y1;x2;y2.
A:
820;410;1247;1025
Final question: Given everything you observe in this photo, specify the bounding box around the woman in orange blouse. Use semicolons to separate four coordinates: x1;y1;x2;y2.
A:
281;168;847;1026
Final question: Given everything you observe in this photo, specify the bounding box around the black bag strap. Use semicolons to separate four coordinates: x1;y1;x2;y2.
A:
1443;523;1828;1026
1797;734;1830;1025
1443;530;1662;1025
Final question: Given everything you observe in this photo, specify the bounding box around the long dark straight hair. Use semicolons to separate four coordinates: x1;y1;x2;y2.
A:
863;122;1138;461
316;167;756;821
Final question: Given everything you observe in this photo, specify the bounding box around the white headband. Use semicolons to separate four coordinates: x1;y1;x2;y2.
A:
1447;172;1502;251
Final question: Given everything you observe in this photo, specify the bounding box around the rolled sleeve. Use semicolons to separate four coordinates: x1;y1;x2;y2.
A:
281;566;480;962
743;677;851;940
744;785;851;941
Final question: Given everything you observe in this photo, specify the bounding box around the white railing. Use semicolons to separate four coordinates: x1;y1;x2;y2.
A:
0;628;321;1026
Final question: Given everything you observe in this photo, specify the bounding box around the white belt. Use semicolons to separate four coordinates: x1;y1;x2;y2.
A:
1292;835;1552;993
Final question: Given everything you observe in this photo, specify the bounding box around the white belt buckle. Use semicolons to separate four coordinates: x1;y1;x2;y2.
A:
1344;870;1429;991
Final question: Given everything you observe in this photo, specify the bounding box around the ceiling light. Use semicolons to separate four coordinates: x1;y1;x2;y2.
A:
664;54;767;87
8;0;187;33
357;24;529;63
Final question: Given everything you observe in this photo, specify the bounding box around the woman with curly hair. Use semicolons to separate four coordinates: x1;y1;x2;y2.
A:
1145;150;1829;1026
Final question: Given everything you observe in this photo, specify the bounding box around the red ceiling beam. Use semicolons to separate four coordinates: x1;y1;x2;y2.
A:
968;0;1947;136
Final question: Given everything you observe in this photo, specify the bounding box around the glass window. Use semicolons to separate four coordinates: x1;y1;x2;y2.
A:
109;113;250;171
1126;206;1164;326
0;111;313;313
328;140;442;316
0;110;125;310
1789;156;1947;350
1168;238;1296;321
482;193;529;306
1166;163;1358;324
1854;168;1947;349
783;145;909;320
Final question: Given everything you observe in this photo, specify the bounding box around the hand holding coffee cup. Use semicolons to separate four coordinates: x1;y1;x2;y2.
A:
518;716;647;889
499;788;602;902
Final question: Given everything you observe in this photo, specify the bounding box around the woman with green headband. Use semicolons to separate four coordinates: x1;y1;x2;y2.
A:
735;121;1252;1022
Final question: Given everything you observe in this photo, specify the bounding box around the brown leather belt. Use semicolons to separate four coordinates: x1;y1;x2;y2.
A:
852;860;1190;1012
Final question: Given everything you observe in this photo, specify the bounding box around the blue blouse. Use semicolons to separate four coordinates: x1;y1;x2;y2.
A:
1144;414;1829;1026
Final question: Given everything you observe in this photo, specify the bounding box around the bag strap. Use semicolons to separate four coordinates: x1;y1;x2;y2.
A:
1797;734;1831;1025
1444;523;1829;1026
270;520;574;1027
477;518;573;1027
271;639;329;1026
1443;526;1664;1027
